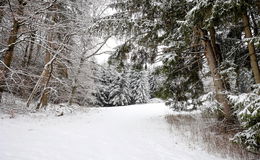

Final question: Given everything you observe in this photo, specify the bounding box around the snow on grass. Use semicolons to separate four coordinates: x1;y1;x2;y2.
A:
0;103;226;160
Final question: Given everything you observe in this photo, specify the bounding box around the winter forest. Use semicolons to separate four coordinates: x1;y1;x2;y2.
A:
0;0;260;159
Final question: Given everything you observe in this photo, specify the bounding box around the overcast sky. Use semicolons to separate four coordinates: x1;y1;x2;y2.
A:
95;37;122;64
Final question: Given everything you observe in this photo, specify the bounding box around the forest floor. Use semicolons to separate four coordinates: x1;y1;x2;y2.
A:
0;103;228;160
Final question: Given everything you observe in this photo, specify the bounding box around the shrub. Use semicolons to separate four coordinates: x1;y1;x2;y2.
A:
228;85;260;153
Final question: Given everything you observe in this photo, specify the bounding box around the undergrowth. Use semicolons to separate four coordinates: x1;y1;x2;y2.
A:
165;113;260;160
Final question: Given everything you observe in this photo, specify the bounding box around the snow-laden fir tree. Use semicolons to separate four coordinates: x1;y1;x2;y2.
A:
95;65;119;106
108;70;132;106
130;70;150;104
91;0;204;104
148;69;166;98
92;0;260;151
228;84;260;153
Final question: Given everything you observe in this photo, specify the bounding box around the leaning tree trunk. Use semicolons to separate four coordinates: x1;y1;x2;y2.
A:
26;33;54;109
36;46;52;109
36;59;53;109
242;11;260;84
26;53;53;109
199;28;232;122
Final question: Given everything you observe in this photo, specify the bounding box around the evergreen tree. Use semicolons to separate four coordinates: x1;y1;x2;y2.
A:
108;71;132;106
96;65;133;107
148;68;165;98
92;0;260;151
130;70;150;104
92;0;204;103
96;65;118;106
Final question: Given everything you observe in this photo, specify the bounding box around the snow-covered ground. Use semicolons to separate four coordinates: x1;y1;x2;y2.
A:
0;103;226;160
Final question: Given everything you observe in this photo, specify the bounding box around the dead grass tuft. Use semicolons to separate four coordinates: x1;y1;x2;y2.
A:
165;113;260;160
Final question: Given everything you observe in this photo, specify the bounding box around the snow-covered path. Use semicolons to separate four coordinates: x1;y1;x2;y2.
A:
0;103;226;160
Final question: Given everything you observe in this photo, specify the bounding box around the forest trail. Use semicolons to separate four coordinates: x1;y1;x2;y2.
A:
0;103;226;160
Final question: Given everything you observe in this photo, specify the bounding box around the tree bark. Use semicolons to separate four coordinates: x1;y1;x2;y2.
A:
0;0;24;102
68;52;86;105
0;19;20;101
34;34;42;62
22;41;30;66
36;59;53;109
3;19;20;68
0;0;6;23
209;27;222;66
68;86;77;105
199;28;232;121
36;33;53;109
242;12;260;84
26;33;54;109
26;30;37;66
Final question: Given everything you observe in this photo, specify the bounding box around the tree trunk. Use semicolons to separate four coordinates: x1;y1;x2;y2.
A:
68;86;77;105
0;19;20;102
26;34;53;109
0;0;6;23
26;1;59;108
26;61;52;108
68;52;86;105
36;33;53;109
3;20;20;68
209;27;231;90
36;59;53;109
199;28;232;122
23;30;37;66
22;41;30;66
242;12;260;84
26;30;37;66
34;35;42;62
209;27;222;66
0;0;24;102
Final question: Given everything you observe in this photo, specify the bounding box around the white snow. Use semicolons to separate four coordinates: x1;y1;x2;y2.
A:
0;103;226;160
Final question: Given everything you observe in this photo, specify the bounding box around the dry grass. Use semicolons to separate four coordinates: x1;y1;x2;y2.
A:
165;113;260;160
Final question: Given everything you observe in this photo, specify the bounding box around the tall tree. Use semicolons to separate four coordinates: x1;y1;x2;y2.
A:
92;0;204;100
93;0;234;118
0;0;25;102
241;2;260;84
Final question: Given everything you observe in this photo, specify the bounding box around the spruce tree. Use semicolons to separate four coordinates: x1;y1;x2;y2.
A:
92;0;204;103
108;70;132;106
96;66;118;106
130;70;150;104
